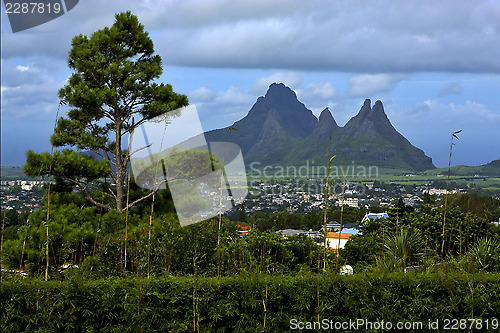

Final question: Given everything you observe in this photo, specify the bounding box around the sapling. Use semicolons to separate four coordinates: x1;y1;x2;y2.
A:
318;141;335;322
337;159;348;270
217;126;236;278
42;103;63;280
322;154;336;270
441;130;462;256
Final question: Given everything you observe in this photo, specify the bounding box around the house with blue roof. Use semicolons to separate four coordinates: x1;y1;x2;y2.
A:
361;212;389;224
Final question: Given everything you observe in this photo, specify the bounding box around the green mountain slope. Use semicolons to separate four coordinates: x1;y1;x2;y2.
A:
424;159;500;177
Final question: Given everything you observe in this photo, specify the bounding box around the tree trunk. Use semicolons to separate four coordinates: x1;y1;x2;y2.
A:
115;119;124;212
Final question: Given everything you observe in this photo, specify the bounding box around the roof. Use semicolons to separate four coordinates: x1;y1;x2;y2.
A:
325;232;353;240
278;229;308;236
237;224;250;231
362;212;389;223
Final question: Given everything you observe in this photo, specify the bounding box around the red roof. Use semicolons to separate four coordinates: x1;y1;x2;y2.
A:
237;224;250;231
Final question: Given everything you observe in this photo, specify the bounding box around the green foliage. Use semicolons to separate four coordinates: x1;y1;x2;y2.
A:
466;237;500;272
342;205;496;270
2;200;328;277
1;274;500;332
24;149;109;187
379;227;424;272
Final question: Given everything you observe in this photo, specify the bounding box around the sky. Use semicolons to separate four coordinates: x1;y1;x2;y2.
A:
2;0;500;169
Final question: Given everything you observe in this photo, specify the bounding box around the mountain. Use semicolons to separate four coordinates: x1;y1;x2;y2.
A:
329;99;435;171
204;83;317;165
307;108;340;144
203;83;435;172
424;159;500;177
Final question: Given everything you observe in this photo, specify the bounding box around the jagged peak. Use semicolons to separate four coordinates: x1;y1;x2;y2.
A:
265;82;297;100
318;107;339;128
357;99;372;116
373;100;384;111
319;107;332;120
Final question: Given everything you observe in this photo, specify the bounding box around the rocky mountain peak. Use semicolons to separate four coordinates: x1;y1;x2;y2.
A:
307;108;339;143
245;83;317;138
264;82;298;101
202;83;435;171
318;108;336;124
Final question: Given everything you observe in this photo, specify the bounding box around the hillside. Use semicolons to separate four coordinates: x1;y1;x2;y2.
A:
424;159;500;177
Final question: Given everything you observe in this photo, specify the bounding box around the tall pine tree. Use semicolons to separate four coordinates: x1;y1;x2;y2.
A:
25;12;188;212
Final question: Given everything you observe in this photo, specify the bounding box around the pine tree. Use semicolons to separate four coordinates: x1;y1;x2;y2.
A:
25;12;188;212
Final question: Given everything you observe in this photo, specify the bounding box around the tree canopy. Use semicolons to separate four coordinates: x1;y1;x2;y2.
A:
25;11;188;212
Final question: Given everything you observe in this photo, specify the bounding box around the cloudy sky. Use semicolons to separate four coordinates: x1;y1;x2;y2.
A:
2;0;500;168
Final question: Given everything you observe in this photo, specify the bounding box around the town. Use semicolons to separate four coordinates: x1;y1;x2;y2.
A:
236;177;465;215
0;174;469;216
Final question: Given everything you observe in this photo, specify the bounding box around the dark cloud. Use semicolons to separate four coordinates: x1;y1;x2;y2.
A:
3;0;500;73
153;0;500;73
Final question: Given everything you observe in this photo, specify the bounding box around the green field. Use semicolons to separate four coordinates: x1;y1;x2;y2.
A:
246;163;500;197
1;166;27;181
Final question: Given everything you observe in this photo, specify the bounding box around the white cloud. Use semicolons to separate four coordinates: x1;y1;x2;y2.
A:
450;100;500;122
296;81;338;111
190;86;256;130
189;86;254;110
252;72;302;94
15;65;30;71
189;86;216;102
398;99;499;125
347;74;408;97
213;86;254;106
151;0;500;73
1;59;65;121
385;99;500;167
300;81;337;99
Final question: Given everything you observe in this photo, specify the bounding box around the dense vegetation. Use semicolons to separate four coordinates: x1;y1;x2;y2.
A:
2;274;500;332
2;187;500;278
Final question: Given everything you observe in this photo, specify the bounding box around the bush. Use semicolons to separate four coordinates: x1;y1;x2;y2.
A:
1;273;500;332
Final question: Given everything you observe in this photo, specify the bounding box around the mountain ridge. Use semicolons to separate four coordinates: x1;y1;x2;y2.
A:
203;83;435;172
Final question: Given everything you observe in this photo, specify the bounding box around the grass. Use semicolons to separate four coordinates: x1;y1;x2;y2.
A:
1;167;29;181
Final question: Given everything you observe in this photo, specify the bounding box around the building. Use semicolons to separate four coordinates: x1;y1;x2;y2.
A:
403;196;422;207
337;197;359;208
21;184;33;191
424;189;461;196
361;212;389;224
236;224;250;237
325;232;353;250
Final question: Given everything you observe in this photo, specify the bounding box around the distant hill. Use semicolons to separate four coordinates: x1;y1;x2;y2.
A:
1;166;40;181
203;83;435;172
424;159;500;177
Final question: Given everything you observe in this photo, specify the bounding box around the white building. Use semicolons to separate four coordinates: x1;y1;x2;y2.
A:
325;232;353;250
21;184;33;191
337;197;358;208
424;189;460;196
